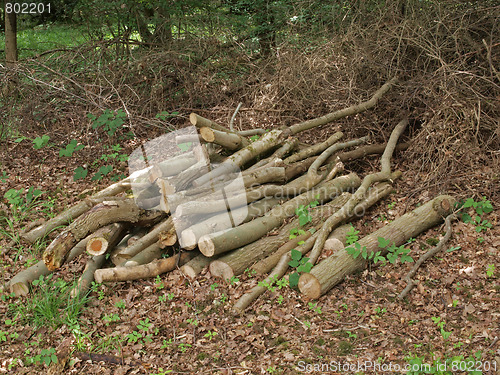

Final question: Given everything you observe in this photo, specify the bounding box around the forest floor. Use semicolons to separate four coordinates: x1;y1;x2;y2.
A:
0;121;498;375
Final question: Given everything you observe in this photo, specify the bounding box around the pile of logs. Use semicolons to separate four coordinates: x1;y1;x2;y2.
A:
5;78;455;312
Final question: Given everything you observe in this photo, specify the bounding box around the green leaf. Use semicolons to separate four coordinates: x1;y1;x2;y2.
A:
297;262;313;273
298;213;311;226
290;249;302;261
400;255;414;263
446;246;461;253
288;260;299;268
73;167;88;181
177;142;192;152
378;237;391;248
289;272;300;288
463;197;474;208
33;135;50;149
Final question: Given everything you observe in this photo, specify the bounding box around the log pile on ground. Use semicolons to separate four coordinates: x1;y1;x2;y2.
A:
5;78;455;312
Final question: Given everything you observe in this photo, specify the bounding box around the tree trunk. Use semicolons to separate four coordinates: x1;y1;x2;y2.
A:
284;132;343;164
111;217;173;266
122;242;164;267
298;195;456;299
9;238;89;297
199;127;249;150
5;8;17;67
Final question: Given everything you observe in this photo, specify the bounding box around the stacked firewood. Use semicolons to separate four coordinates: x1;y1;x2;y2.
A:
6;78;455;311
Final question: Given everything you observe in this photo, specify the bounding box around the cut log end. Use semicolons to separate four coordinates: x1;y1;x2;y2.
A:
189;112;199;126
198;235;216;257
179;264;197;279
209;260;234;281
324;238;344;253
87;237;108;256
180;229;197;250
200;127;216;142
10;282;29;297
298;273;322;299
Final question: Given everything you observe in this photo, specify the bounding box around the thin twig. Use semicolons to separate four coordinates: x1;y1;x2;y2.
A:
398;214;457;300
229;102;243;131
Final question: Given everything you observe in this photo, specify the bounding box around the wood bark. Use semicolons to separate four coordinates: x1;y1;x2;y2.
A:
306;119;408;265
199;127;248;150
189;113;233;133
9;238;89;297
192;129;283;187
248;139;298;170
180;253;220;279
94;252;197;283
284;132;343;164
42;199;149;270
198;173;361;257
232;178;399;312
209;193;351;280
5;8;17;68
111;217;173;266
22;179;132;243
298;195;456;299
148;154;198;182
70;254;106;298
122;242;164;267
180;197;281;249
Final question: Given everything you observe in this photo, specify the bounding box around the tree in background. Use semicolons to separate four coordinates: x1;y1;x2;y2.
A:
4;3;17;67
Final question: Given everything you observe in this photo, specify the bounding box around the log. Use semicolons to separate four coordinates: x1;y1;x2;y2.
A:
70;253;106;298
159;226;178;248
94;251;197;283
86;223;127;256
199;126;247;150
110;217;173;266
305;136;369;186
180;197;281;250
123;242;163;267
241;167;286;187
148;154;198;182
180;253;219;279
198;173;361;257
298;195;456;299
252;223;351;276
335;142;409;163
21;179;131;243
232;178;400;312
42;199;149;270
192;129;283;187
209;193;351;281
305;119;408;265
237;129;266;136
190;113;233;133
248;138;298;170
9;237;89;297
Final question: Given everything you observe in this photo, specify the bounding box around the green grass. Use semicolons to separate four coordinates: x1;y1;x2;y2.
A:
0;23;88;59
